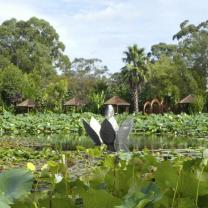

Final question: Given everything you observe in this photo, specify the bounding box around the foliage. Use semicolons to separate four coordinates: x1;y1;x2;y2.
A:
0;145;61;170
189;95;205;113
144;57;202;105
0;112;100;136
149;42;178;61
0;17;208;113
0;17;73;108
0;112;207;137
1;148;208;207
43;78;68;112
0;168;33;208
173;20;208;92
106;72;131;103
132;113;208;137
71;58;108;78
87;90;105;113
0;17;70;74
122;44;148;112
0;64;28;104
68;58;109;99
124;20;208;109
1;16;208;208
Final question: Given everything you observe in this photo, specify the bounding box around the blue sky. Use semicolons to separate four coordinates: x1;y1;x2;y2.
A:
0;0;207;72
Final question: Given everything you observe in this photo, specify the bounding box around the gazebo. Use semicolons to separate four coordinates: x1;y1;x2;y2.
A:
16;99;36;112
178;94;195;113
104;96;130;113
63;97;86;111
179;94;195;104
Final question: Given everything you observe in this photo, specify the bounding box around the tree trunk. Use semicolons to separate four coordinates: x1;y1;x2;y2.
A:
133;87;139;113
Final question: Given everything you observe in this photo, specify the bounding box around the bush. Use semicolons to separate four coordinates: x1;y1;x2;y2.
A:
189;95;205;113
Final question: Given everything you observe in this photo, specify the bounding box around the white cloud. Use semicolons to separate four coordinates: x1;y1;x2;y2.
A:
0;1;38;21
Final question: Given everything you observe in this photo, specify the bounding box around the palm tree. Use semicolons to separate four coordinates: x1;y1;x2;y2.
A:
122;44;148;113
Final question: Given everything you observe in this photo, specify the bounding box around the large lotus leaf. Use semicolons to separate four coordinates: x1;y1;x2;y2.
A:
198;194;208;207
179;198;195;208
0;169;33;207
115;186;146;208
11;199;36;208
0;200;10;208
38;194;76;208
178;160;208;198
115;182;161;208
81;188;122;208
141;182;162;202
135;199;151;208
155;161;179;190
104;163;137;198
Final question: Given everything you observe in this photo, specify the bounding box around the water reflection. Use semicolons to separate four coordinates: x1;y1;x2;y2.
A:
1;134;208;151
129;135;208;150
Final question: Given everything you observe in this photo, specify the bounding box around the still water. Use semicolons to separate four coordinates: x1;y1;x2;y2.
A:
1;134;208;151
129;134;208;150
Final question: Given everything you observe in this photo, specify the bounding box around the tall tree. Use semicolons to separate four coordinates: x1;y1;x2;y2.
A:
0;17;71;75
148;42;178;61
71;58;108;78
43;78;68;111
122;44;148;112
145;57;201;102
106;72;130;102
173;20;208;92
68;58;109;98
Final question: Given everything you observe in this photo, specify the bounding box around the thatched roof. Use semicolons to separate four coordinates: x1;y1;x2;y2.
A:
16;99;36;108
104;96;130;106
64;97;86;106
179;94;195;104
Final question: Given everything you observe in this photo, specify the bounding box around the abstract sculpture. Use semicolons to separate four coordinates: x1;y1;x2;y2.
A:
82;105;133;152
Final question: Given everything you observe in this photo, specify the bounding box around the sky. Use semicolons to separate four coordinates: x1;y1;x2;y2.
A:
0;0;207;73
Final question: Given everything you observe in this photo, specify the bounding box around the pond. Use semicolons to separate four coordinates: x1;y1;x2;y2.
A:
129;134;208;150
1;133;208;151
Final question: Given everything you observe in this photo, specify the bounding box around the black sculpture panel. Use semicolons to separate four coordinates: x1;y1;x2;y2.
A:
82;119;102;145
100;119;116;151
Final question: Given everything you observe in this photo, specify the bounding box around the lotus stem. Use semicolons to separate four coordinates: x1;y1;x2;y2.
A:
195;165;205;207
171;166;182;208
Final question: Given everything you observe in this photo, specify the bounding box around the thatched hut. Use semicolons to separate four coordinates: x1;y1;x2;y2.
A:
16;99;36;112
104;96;130;113
64;97;86;107
63;97;86;111
178;94;195;113
179;94;195;104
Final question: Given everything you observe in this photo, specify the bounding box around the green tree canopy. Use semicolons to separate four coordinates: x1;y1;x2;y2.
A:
0;64;29;104
173;20;208;92
141;56;204;110
0;17;71;75
122;44;148;112
149;42;178;61
43;77;68;111
68;58;109;99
